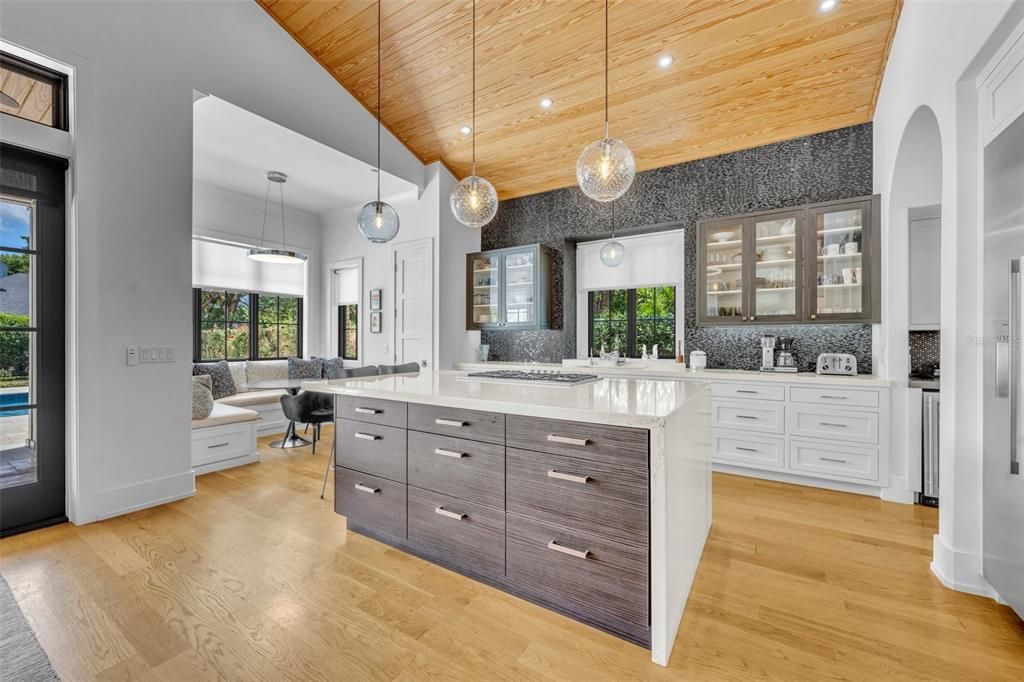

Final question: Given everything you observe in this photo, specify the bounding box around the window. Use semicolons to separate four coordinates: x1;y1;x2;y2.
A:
338;304;358;360
193;288;302;362
1;52;68;131
589;286;676;358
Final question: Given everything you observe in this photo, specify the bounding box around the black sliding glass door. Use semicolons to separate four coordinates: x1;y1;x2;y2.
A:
0;143;67;536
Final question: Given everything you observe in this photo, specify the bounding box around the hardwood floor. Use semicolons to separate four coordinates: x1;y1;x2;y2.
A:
2;425;1022;680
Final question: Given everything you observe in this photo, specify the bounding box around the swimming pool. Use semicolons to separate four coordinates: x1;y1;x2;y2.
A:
0;391;29;416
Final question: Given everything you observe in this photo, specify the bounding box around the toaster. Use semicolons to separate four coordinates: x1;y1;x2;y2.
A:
816;353;857;376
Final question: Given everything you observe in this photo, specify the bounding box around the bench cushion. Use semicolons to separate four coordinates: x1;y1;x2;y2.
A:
217;389;288;407
191;402;259;430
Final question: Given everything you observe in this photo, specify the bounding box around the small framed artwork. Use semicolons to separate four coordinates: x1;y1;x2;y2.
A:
370;288;382;311
370;311;382;334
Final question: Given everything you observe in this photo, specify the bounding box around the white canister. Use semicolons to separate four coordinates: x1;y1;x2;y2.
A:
690;350;707;370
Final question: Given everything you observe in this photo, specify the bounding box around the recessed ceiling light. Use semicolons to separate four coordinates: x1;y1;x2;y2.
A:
459;124;472;136
818;0;838;12
539;97;554;109
657;54;674;69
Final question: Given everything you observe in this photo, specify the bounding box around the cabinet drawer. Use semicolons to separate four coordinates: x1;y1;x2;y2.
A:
789;439;879;482
789;386;879;409
407;487;505;580
335;468;407;540
711;382;785;401
711;400;785;435
408;403;505;445
337;419;407;482
408;431;505;508
507;448;647;547
507;514;648;638
192;425;254;467
336;395;407;429
711;431;785;470
506;415;648;467
788;406;878;444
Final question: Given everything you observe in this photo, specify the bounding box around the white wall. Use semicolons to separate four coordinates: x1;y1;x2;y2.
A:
872;0;1019;597
0;0;426;523
437;165;482;369
193;181;324;356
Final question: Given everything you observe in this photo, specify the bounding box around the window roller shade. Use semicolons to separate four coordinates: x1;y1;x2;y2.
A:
333;267;359;305
577;230;683;291
192;238;304;297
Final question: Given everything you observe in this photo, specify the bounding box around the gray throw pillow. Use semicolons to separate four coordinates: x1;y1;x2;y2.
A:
321;357;345;379
192;360;237;400
288;357;323;380
191;375;214;420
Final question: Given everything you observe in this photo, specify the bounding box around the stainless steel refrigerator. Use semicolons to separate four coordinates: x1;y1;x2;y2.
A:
983;109;1024;619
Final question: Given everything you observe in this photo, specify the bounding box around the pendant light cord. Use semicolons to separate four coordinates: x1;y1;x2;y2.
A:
377;0;382;204
258;179;271;249
471;0;477;178
604;0;609;140
279;180;288;249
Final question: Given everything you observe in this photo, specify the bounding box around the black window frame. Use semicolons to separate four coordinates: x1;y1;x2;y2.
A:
192;288;303;363
338;304;358;361
588;286;677;359
1;52;69;132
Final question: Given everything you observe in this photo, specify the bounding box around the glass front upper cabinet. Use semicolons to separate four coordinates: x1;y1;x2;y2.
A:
699;219;746;324
466;244;553;330
751;211;802;323
805;197;878;323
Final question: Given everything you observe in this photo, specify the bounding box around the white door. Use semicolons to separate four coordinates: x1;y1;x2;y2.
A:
392;239;433;368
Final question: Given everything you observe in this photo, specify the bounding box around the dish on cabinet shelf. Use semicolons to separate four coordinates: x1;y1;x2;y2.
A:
711;231;736;243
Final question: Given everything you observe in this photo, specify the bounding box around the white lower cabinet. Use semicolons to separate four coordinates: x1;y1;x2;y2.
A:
711;381;888;491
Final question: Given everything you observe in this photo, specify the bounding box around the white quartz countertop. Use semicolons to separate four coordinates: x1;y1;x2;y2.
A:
454;360;891;387
303;370;710;428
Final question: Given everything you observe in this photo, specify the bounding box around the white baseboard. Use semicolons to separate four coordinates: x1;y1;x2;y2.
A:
880;475;916;504
95;470;195;521
193;452;259;476
712;462;883;498
930;533;1000;600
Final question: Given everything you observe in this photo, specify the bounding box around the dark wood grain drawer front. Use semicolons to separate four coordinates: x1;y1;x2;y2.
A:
507;514;648;636
335;468;406;540
407;487;505;580
336;395;408;429
506;415;648;467
337;419;407;482
407;431;505;508
408;403;506;445
507;448;648;547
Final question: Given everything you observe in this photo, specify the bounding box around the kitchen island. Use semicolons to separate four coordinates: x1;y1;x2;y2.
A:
305;370;711;666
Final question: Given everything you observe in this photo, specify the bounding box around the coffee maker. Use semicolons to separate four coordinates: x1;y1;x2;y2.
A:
760;335;777;372
775;337;798;372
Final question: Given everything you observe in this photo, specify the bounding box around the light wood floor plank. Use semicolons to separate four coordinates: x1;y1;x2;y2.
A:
2;424;1021;681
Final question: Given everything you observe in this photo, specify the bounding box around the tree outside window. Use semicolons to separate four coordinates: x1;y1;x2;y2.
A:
339;304;358;360
589;286;676;358
193;289;302;362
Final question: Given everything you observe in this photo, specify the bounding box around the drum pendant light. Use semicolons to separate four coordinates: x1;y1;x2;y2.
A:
577;0;635;202
248;171;307;264
450;0;498;228
357;0;400;243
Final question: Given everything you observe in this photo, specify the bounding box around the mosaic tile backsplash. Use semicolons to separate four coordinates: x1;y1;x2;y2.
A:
481;123;874;372
909;331;941;369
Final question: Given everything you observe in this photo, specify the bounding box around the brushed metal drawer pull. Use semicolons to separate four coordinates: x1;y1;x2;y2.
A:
435;418;467;427
434;448;466;459
820;395;848;400
819;422;848;428
354;432;381;441
207;442;231;449
435;506;466;520
546;434;590;446
820;457;848;464
736;415;759;420
354;483;380;494
547;540;590;560
547;469;591;484
355;407;381;415
736;389;759;394
735;446;759;453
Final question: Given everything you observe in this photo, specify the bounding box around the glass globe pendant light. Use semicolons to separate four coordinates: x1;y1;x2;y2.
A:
357;0;400;243
248;171;307;264
600;200;625;267
577;0;635;202
450;0;498;228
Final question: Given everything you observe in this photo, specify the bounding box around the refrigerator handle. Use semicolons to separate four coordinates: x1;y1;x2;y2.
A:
1011;260;1021;475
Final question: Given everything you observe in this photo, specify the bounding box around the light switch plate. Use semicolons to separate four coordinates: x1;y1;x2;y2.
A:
126;346;139;366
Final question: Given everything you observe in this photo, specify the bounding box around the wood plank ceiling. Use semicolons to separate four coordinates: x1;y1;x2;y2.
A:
258;0;902;200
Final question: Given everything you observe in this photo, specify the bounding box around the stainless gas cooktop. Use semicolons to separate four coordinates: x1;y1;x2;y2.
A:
461;370;602;386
